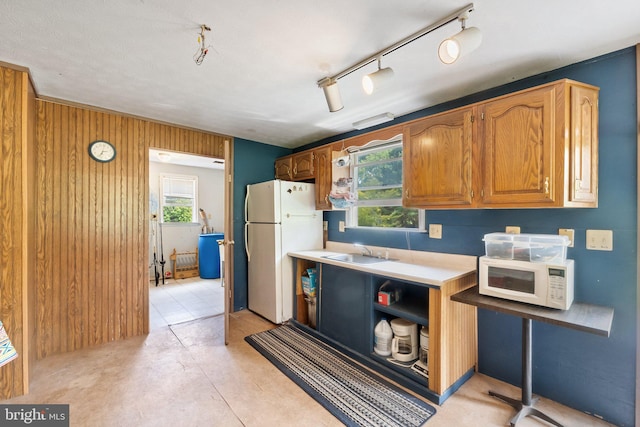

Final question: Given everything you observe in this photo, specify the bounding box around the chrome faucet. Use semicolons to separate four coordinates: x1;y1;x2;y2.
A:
353;243;373;257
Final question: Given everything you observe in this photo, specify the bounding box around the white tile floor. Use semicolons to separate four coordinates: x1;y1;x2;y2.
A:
149;277;224;329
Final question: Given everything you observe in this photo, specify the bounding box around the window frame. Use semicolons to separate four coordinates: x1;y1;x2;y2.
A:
159;173;199;224
345;138;425;231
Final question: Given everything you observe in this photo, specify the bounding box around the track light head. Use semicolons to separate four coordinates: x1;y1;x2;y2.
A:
438;12;482;64
438;27;482;64
362;57;394;95
319;78;344;112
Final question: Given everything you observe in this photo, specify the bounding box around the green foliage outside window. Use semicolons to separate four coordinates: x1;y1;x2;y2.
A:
357;206;418;228
353;143;418;229
163;206;193;223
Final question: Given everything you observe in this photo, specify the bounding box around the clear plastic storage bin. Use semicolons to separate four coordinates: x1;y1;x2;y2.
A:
483;233;569;263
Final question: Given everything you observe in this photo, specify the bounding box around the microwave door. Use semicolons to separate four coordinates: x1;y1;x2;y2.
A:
480;258;548;306
488;266;536;295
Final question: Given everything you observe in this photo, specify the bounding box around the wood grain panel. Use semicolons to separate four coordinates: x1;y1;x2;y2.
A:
428;273;477;394
33;99;229;360
0;66;35;399
403;107;474;206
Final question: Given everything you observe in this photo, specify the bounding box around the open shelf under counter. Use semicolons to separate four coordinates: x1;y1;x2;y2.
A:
373;301;429;326
370;352;430;388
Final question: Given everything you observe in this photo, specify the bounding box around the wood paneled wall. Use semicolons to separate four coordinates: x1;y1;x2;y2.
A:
0;65;35;399
34;100;228;359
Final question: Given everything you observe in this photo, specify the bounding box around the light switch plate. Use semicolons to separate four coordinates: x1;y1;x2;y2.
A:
558;228;575;247
586;229;613;251
339;221;345;232
429;224;442;239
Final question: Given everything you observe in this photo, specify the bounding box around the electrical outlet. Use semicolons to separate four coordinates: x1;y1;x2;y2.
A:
558;228;575;247
323;221;328;231
586;229;613;251
339;221;345;232
505;226;520;234
429;224;442;239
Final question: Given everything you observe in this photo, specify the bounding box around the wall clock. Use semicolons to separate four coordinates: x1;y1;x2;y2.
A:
88;140;116;163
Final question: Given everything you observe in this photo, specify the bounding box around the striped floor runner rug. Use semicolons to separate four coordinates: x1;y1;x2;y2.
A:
245;324;436;427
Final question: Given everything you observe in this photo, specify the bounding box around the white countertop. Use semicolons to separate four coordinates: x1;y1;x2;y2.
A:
289;245;476;288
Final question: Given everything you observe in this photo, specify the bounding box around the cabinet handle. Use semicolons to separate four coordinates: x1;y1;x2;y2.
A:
544;177;550;194
470;190;474;199
325;194;329;204
575;179;582;190
293;165;297;175
405;189;410;198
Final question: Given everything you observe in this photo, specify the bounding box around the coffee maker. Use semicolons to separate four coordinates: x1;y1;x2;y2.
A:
390;318;418;362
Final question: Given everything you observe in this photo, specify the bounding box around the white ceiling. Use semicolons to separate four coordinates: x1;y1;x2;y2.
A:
1;1;639;149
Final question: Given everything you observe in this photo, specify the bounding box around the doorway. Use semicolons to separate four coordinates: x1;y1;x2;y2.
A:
148;149;226;329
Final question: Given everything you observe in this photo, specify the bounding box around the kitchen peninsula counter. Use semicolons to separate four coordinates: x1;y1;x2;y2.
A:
288;242;476;289
288;242;478;404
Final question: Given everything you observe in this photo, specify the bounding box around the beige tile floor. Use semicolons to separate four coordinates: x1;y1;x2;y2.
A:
5;310;615;427
149;277;224;329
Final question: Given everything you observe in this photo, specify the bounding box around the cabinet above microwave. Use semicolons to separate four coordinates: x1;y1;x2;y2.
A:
403;79;599;209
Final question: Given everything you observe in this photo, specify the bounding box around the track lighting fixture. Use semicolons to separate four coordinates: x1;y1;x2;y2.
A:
316;3;477;112
319;77;344;112
362;57;394;95
438;11;482;64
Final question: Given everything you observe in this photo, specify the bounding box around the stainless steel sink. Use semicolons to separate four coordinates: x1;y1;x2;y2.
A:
322;253;392;264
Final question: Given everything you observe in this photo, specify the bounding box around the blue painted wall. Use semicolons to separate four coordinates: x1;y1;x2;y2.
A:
315;47;637;426
232;138;291;311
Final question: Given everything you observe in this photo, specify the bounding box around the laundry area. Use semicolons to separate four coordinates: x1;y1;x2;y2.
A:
148;149;226;328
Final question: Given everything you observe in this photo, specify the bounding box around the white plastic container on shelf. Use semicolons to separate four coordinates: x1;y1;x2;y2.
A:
374;318;392;356
483;233;569;263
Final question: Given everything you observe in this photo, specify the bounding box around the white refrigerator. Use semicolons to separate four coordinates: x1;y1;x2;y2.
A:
245;180;323;324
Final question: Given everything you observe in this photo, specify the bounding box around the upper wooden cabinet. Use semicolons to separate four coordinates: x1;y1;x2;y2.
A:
276;151;316;181
292;151;315;180
403;79;599;209
479;85;556;206
275;156;293;180
313;146;332;210
403;107;475;206
274;147;335;210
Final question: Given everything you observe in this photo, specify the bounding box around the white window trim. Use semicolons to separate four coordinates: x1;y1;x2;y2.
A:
345;137;426;232
159;173;199;224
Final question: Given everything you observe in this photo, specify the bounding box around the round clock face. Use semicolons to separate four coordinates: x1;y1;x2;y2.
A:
88;140;116;162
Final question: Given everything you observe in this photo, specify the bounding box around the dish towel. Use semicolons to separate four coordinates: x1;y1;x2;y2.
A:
0;321;18;368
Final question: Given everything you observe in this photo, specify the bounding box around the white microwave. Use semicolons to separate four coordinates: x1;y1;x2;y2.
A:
479;256;574;310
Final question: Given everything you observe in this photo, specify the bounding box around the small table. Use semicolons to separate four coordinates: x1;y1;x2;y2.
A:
451;286;614;427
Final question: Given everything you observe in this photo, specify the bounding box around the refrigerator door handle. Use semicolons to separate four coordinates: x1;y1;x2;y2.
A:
244;222;250;262
244;187;250;222
285;212;318;219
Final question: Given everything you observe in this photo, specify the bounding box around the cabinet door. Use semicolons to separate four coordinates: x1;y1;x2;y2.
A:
403;108;474;207
292;151;314;180
480;85;556;206
568;84;598;205
275;156;293;180
314;146;332;210
319;264;371;355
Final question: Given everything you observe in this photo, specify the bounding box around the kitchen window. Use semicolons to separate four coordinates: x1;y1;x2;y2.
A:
160;174;198;223
347;138;424;230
